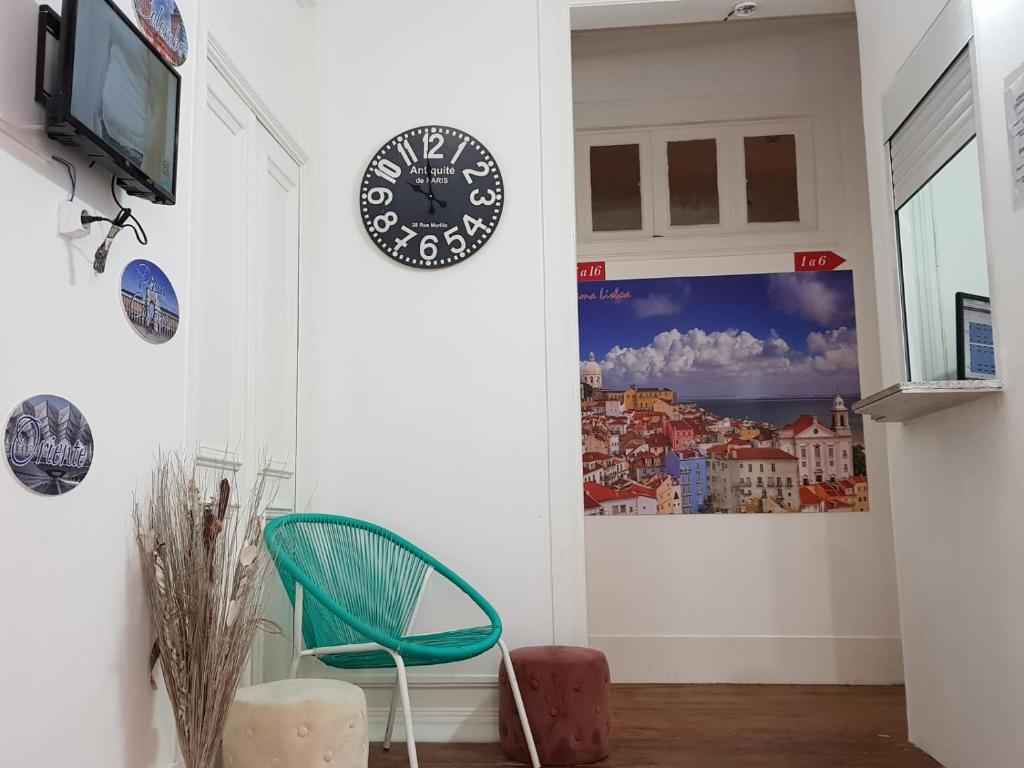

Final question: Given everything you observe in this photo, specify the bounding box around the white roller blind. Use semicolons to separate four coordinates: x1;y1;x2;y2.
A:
890;49;976;210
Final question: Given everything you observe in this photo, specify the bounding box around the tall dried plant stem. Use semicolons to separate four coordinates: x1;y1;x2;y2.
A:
134;452;275;768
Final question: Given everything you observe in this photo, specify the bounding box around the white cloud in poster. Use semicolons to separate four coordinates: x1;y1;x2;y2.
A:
632;292;684;319
603;328;793;381
768;273;853;325
599;326;859;396
806;327;859;373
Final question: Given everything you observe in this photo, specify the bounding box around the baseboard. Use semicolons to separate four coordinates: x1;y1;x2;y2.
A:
312;669;502;742
366;704;500;743
589;634;904;684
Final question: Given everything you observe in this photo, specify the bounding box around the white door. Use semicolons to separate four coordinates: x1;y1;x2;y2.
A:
249;122;302;684
188;65;251;483
189;64;301;683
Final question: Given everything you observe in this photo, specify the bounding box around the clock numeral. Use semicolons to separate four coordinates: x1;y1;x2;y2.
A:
367;187;393;206
470;188;498;206
444;226;467;255
394;226;417;251
373;211;399;233
397;139;418;167
420;235;439;261
451;139;469;165
463;214;490;237
462;160;490;185
422;133;445;160
374;158;402;184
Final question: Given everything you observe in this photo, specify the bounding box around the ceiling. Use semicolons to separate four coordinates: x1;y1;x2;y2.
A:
570;0;856;31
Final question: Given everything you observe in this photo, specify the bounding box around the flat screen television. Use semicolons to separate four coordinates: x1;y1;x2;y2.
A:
38;0;181;205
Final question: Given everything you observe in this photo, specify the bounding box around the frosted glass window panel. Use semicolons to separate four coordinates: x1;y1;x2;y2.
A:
896;139;990;381
744;134;800;223
590;143;643;231
667;139;720;226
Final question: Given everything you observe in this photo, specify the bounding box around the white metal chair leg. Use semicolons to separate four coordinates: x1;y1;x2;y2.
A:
499;639;541;768
289;583;304;679
383;671;400;751
387;651;418;768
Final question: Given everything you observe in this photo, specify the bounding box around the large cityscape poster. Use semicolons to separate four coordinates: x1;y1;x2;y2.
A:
578;269;869;516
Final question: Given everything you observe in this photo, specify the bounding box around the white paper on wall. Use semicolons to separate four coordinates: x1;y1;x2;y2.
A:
1005;64;1024;211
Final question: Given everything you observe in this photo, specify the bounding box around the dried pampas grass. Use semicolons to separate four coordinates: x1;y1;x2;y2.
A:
134;452;277;768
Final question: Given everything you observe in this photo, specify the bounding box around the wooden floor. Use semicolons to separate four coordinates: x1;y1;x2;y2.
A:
370;684;942;768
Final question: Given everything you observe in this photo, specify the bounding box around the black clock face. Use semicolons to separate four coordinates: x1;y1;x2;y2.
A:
360;126;504;268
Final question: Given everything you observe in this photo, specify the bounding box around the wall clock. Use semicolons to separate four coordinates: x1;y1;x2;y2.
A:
360;126;504;268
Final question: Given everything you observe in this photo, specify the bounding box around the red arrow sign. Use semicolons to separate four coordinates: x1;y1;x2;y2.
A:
577;261;607;282
794;251;846;272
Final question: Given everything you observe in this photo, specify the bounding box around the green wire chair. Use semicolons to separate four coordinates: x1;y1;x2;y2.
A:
264;514;541;768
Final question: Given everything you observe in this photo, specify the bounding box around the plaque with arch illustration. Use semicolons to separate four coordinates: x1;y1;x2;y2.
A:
120;259;180;344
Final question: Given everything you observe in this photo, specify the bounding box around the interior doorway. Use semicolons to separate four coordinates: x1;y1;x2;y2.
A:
567;6;901;685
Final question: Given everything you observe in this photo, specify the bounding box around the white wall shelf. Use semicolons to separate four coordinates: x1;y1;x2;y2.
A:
853;380;1003;423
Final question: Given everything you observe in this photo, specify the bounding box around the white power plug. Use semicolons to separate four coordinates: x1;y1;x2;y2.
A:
57;200;94;239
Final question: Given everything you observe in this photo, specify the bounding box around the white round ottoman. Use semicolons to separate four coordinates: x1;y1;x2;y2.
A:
223;679;368;768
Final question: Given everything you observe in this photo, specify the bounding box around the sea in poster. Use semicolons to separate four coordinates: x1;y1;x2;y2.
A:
120;259;180;344
578;270;869;516
690;397;865;443
4;395;94;496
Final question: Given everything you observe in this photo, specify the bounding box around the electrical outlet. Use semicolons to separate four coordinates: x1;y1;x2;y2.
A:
57;200;93;239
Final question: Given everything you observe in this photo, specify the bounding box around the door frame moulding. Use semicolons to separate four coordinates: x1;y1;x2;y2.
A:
537;0;589;646
206;36;310;167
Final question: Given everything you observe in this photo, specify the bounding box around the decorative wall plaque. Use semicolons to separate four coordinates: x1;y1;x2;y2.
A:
133;0;189;66
5;395;94;495
120;259;180;344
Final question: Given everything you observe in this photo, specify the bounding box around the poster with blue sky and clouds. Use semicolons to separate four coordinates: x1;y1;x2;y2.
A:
578;269;868;516
578;271;859;400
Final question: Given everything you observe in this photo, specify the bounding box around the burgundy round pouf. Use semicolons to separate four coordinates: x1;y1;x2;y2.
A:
498;645;611;766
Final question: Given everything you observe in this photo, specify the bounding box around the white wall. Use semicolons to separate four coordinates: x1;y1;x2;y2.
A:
573;17;904;683
855;0;1024;765
0;0;323;763
206;0;316;147
0;0;199;765
294;0;583;742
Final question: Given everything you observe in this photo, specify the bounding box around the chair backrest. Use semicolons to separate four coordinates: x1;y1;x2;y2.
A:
265;514;434;649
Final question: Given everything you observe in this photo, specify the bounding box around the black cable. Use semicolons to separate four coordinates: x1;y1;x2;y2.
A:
79;178;150;248
52;155;77;201
108;175;149;246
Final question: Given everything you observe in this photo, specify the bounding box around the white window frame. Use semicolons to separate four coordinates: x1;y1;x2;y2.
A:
734;118;818;234
576;118;818;243
652;124;734;237
875;0;982;385
574;129;654;241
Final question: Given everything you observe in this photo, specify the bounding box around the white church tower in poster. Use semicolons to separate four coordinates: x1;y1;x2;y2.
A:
581;352;603;389
831;394;851;435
